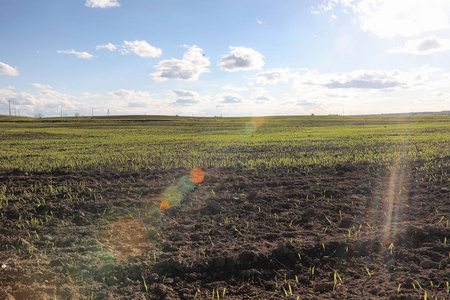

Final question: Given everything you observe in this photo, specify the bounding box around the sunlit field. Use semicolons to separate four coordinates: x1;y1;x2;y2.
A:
2;115;449;172
1;115;449;299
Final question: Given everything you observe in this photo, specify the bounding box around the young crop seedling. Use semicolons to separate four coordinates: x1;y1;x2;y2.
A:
142;276;148;294
333;271;343;290
415;280;422;290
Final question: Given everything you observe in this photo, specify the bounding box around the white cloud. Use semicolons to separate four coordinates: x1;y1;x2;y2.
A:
57;49;94;59
222;85;248;92
0;62;19;76
85;0;120;8
96;43;117;51
175;99;199;105
252;87;272;102
292;69;422;90
120;40;162;58
110;89;151;100
315;0;450;38
357;0;450;38
96;40;161;57
290;66;450;114
170;89;208;106
109;89;154;108
218;47;265;72
5;93;37;106
254;68;291;85
219;93;243;104
28;83;52;90
297;100;320;109
0;87;74;110
0;87;35;106
323;70;404;89
316;0;354;12
151;45;210;81
1;86;174;117
34;90;76;106
172;89;199;98
389;36;450;55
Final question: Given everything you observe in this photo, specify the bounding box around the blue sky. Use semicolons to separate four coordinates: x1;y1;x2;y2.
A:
1;0;450;117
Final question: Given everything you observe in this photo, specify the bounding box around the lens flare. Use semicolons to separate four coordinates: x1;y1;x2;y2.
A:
190;168;204;184
102;215;149;261
160;200;170;210
90;168;208;293
241;116;265;138
251;116;265;128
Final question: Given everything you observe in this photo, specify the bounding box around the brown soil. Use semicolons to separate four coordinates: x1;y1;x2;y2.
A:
1;159;449;299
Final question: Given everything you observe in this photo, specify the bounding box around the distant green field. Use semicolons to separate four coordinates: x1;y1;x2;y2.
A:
1;115;449;173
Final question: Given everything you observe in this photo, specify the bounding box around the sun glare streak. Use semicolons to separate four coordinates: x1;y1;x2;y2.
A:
380;120;411;252
365;116;415;260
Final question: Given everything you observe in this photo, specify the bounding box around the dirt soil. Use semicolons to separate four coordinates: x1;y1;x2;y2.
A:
1;159;450;299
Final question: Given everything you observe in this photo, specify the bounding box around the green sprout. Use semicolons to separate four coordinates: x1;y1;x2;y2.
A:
389;243;394;254
142;276;148;294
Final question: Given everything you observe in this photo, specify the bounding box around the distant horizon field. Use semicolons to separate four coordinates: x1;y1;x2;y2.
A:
1;109;450;121
1;114;449;173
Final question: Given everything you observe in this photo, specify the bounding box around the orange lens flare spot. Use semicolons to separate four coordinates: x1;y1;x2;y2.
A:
251;116;265;128
160;200;170;210
190;168;204;184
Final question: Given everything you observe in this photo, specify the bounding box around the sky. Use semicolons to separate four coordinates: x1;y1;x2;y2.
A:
1;0;450;117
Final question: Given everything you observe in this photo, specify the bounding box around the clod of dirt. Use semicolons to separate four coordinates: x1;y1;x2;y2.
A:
73;214;89;226
213;256;226;268
202;201;222;214
274;241;295;257
419;259;435;269
339;216;353;228
302;207;316;221
226;255;237;269
314;282;335;292
148;273;159;282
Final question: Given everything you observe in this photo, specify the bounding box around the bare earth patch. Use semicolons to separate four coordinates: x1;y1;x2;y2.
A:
1;159;450;299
